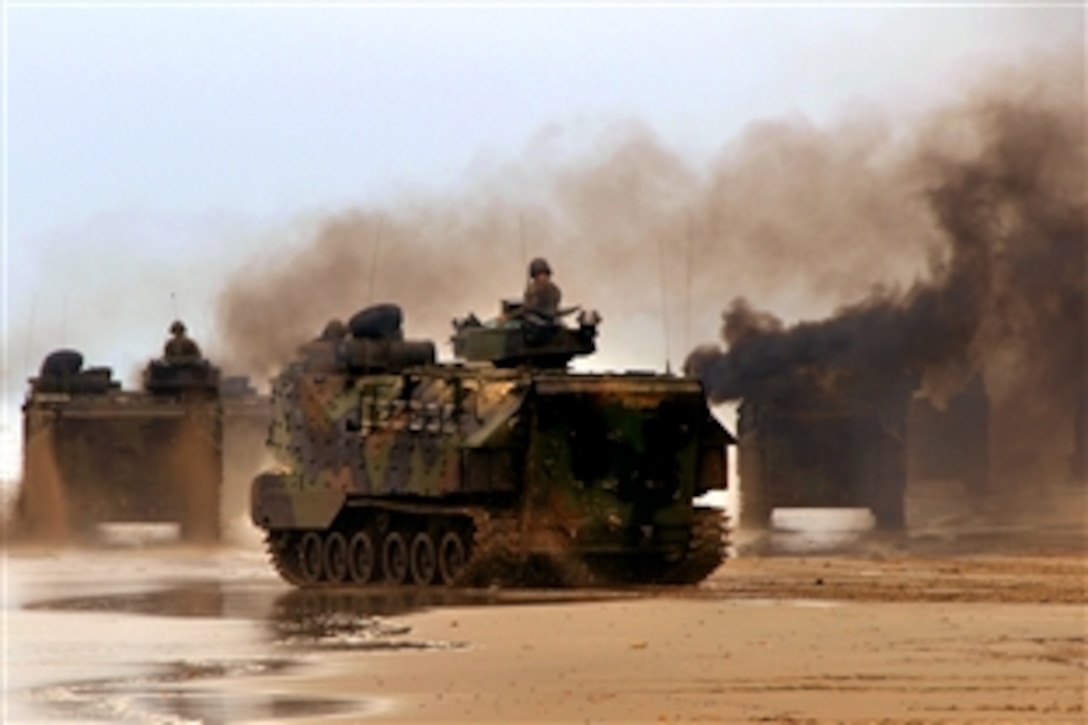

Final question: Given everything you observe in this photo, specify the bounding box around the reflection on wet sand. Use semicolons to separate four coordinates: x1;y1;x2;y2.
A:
24;659;360;724
25;578;631;617
15;570;640;721
269;587;633;652
26;580;636;649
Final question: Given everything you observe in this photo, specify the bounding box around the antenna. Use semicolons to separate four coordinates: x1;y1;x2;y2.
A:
657;236;672;374
368;215;384;304
61;293;68;344
24;292;37;377
519;212;528;265
170;291;179;320
685;213;693;355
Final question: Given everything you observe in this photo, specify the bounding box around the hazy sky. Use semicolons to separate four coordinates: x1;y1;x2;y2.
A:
9;5;1077;234
1;2;1082;480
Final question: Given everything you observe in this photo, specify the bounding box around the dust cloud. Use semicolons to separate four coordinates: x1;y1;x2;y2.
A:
11;429;73;543
219;411;276;546
215;102;945;378
168;409;222;544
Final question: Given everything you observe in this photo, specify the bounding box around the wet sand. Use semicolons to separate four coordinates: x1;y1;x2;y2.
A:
4;515;1087;724
299;596;1085;723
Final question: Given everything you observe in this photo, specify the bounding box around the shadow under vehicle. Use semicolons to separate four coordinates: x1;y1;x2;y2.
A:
251;300;732;589
15;348;270;543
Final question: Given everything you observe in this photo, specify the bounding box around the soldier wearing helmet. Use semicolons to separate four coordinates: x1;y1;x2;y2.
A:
523;257;562;320
164;319;203;363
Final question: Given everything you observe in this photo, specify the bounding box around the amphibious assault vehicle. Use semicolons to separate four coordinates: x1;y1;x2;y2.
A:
736;367;1000;530
251;300;732;588
16;345;270;542
737;366;914;530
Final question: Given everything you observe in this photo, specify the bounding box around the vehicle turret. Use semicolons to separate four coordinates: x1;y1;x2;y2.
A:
142;357;220;396
451;300;601;368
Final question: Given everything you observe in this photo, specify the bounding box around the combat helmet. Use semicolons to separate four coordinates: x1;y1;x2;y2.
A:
528;257;552;278
170;320;187;335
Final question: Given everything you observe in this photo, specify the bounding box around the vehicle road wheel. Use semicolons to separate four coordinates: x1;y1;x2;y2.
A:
382;532;408;584
324;532;348;583
347;530;376;584
410;532;437;585
298;532;325;584
438;530;467;585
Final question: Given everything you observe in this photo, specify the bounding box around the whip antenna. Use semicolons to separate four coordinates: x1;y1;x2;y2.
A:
520;213;528;267
685;213;693;355
24;292;37;378
657;236;672;374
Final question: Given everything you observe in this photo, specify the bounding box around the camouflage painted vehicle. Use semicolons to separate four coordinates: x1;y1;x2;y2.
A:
16;344;270;542
737;367;914;530
251;301;732;588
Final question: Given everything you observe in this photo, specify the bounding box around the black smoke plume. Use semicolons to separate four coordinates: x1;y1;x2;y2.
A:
686;53;1086;493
